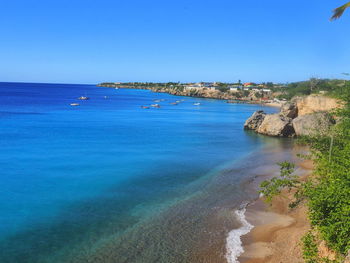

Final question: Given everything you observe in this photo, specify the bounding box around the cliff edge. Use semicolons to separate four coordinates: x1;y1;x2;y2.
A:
244;95;340;137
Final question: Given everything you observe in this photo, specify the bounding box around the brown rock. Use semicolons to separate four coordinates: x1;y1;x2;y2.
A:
257;114;295;137
280;102;298;119
292;112;335;136
244;111;266;130
318;240;336;261
292;95;340;116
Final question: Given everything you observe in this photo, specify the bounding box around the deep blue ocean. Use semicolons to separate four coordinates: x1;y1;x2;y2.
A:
0;82;285;263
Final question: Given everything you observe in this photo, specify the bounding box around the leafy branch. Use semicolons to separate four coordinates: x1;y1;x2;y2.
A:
259;161;300;204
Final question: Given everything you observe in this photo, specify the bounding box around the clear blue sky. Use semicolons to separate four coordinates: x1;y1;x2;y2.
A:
0;0;349;84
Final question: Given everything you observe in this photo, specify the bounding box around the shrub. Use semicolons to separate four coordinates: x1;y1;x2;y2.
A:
302;231;319;263
259;162;299;203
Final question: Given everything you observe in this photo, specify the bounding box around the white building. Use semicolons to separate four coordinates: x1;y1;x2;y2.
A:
185;82;217;91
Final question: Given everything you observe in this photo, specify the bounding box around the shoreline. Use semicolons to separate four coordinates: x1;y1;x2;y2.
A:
191;139;300;263
102;86;283;109
238;158;313;263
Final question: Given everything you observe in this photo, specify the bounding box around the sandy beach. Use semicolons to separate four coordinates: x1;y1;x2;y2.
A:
239;159;313;263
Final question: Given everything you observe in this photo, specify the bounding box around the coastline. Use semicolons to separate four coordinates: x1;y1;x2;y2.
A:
262;102;284;108
238;158;313;263
189;139;302;263
100;86;283;108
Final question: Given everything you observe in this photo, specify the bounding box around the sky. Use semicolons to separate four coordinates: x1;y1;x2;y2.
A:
0;0;349;84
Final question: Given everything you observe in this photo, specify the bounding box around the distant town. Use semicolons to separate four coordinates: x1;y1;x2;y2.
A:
97;79;348;106
97;81;286;105
98;81;279;93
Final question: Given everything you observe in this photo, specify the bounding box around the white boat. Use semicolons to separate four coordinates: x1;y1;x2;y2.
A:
151;104;160;108
78;96;89;100
70;103;80;106
115;87;119;90
193;103;201;106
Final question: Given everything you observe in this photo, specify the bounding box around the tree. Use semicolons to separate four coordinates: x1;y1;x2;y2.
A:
243;90;250;97
309;77;320;92
266;82;274;88
331;2;350;20
217;87;229;93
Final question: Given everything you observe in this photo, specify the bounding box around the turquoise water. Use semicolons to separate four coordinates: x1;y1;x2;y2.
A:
0;82;279;262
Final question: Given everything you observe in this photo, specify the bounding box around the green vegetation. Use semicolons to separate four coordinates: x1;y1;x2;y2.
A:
302;231;319;263
301;230;344;263
260;82;350;260
273;79;350;100
217;87;229;93
259;162;299;203
274;78;349;100
301;85;350;255
331;2;350;20
242;90;250;97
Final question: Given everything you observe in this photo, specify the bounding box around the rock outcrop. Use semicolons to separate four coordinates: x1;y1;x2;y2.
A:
244;110;266;130
257;114;295;137
153;87;240;100
280;102;298;118
292;112;335;136
292;95;340;116
244;95;339;137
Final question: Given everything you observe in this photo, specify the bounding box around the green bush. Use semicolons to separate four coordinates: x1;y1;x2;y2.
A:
302;85;350;254
302;231;319;263
259;161;299;203
217;87;229;93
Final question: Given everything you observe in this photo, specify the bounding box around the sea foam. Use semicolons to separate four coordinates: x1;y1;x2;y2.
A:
225;206;254;263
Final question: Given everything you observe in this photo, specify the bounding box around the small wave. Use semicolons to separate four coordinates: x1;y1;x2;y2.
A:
225;205;254;263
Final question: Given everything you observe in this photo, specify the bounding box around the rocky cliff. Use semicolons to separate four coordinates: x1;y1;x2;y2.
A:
292;94;340;116
151;87;238;100
244;95;340;137
104;85;270;102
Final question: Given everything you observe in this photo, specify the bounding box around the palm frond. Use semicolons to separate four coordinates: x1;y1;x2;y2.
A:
331;2;350;20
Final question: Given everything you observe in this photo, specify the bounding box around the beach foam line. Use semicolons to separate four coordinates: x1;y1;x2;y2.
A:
225;204;254;263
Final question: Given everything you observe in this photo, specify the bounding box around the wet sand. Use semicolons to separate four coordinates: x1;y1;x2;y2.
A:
190;145;312;263
239;159;313;263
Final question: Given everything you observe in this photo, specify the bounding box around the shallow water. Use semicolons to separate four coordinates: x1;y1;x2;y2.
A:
0;82;281;262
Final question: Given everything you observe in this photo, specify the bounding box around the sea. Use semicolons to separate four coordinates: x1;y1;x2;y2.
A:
0;82;294;263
